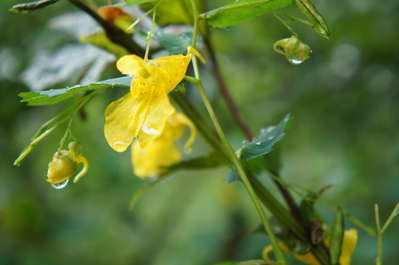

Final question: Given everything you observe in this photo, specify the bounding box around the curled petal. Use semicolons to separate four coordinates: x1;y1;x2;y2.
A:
173;113;197;152
72;155;89;183
104;92;150;152
187;46;206;64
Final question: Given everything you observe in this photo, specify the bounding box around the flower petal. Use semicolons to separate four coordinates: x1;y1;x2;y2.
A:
171;112;197;152
104;92;150;152
138;91;175;146
151;54;191;93
116;54;147;76
131;138;181;178
340;229;358;265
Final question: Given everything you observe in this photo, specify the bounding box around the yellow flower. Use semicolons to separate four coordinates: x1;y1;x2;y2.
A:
104;47;201;153
47;142;89;185
131;112;196;178
262;229;358;265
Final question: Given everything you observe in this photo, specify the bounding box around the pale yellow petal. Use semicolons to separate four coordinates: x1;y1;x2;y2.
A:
131;139;181;178
116;54;147;76
137;92;175;147
151;54;191;92
339;229;358;265
104;92;150;152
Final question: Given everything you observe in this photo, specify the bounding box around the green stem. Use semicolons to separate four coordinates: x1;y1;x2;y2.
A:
374;204;382;265
194;79;287;265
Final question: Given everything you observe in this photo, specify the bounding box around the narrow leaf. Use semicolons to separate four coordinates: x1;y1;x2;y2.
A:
19;77;131;106
169;152;227;171
240;114;290;159
330;209;345;265
202;0;293;28
9;0;59;13
295;0;329;39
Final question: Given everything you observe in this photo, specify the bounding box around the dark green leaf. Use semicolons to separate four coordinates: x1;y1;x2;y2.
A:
9;0;59;13
295;0;330;39
19;77;131;106
202;0;293;28
240;114;290;159
155;31;192;55
330;209;345;265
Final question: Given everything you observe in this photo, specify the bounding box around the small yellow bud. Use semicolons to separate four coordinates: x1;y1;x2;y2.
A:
47;151;78;184
273;36;311;65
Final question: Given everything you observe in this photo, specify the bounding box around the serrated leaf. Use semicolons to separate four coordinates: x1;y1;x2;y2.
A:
295;0;329;39
9;0;59;13
240;114;290;159
154;31;192;55
202;0;293;28
19;77;131;106
330;209;345;265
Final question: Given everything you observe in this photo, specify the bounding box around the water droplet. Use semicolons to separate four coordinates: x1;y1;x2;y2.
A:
267;136;274;140
255;141;262;146
115;141;127;146
51;179;69;190
288;58;304;65
142;124;160;135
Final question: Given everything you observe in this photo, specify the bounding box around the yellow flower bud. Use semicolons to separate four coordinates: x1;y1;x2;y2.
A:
47;150;78;184
273;35;311;65
46;142;89;187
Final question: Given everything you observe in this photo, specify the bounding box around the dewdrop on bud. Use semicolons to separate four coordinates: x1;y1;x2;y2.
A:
46;142;89;189
273;36;311;65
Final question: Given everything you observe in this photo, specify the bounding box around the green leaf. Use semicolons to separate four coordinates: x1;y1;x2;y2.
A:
124;0;157;5
155;31;192;55
19;77;131;106
80;32;129;57
330;209;345;265
240;114;290;159
295;0;330;39
9;0;59;13
202;0;293;28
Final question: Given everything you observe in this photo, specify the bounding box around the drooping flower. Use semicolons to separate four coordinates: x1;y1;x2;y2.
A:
47;142;89;185
262;229;358;265
104;47;202;153
131;112;196;178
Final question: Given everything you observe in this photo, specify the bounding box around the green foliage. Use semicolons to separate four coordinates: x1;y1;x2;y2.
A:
295;0;329;39
330;210;344;265
202;0;292;28
19;77;131;106
80;32;129;57
9;0;59;13
155;31;192;55
240;114;290;159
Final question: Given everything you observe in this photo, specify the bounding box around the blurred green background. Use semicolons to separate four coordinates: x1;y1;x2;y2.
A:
1;0;398;265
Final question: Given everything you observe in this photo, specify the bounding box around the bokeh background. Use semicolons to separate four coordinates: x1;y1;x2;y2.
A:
1;0;399;264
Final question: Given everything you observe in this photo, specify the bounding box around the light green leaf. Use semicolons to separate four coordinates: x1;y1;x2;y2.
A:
9;0;59;13
80;32;129;57
169;152;227;171
295;0;329;39
19;77;131;106
201;0;293;28
240;114;290;159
